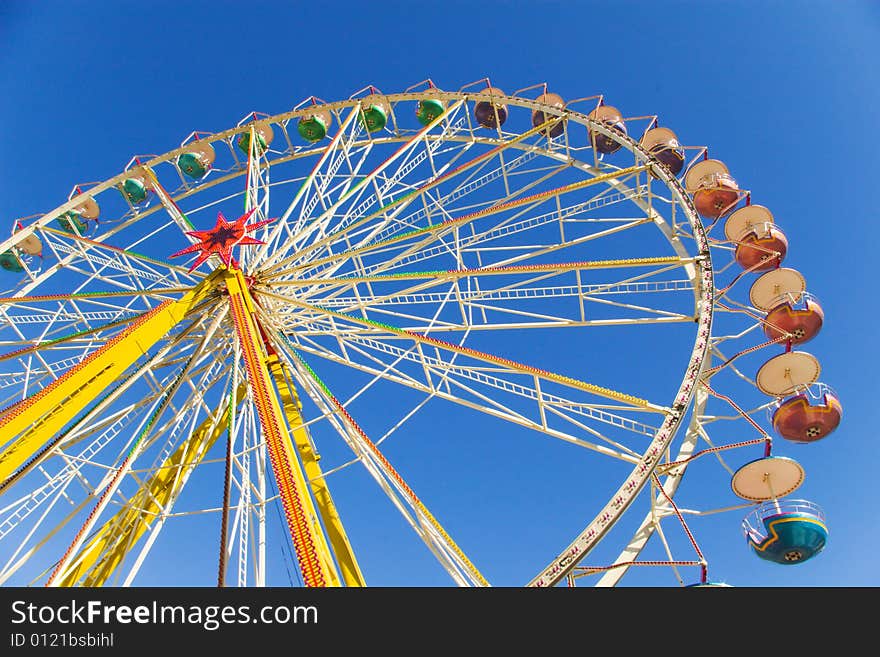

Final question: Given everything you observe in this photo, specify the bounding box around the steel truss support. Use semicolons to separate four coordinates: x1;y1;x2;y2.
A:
224;268;339;587
55;384;248;586
0;273;222;483
268;356;365;587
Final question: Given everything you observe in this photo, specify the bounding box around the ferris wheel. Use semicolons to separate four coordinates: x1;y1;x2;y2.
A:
0;79;841;587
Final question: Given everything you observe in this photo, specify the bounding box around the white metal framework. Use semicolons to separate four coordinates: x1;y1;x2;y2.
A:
0;84;798;587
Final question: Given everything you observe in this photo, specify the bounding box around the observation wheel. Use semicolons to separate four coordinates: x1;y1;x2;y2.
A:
0;79;840;587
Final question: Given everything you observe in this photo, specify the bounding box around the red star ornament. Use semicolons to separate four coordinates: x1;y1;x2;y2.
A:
170;209;275;271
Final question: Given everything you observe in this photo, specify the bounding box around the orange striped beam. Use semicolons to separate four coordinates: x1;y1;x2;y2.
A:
224;268;339;587
264;256;689;288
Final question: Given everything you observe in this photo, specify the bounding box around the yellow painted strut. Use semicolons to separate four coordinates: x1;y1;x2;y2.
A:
56;385;247;586
0;274;220;484
224;268;340;587
268;355;365;587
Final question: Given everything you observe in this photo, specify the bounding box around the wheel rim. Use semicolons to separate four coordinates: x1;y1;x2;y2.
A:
1;87;817;588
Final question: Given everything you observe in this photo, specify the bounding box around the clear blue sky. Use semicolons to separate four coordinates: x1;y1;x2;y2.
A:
1;0;878;587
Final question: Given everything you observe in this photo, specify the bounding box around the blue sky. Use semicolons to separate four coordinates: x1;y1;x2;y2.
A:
1;0;878;587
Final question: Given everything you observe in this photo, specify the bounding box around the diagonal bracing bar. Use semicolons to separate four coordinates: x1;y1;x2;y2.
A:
261;113;569;276
55;384;248;586
262;295;659;411
0;273;222;484
264;165;650;279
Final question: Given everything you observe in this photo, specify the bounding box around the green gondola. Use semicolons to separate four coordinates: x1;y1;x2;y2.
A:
416;99;445;126
56;211;88;234
0;250;23;272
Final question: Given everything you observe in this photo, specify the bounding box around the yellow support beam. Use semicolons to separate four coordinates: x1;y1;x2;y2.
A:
57;384;247;586
0;274;220;484
224;268;340;587
268;356;365;587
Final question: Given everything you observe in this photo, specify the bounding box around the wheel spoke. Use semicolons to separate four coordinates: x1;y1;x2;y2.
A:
260;293;660;411
261;113;567;276
272;334;489;586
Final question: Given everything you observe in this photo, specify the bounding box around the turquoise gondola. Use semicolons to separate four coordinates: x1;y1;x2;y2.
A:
743;500;828;565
